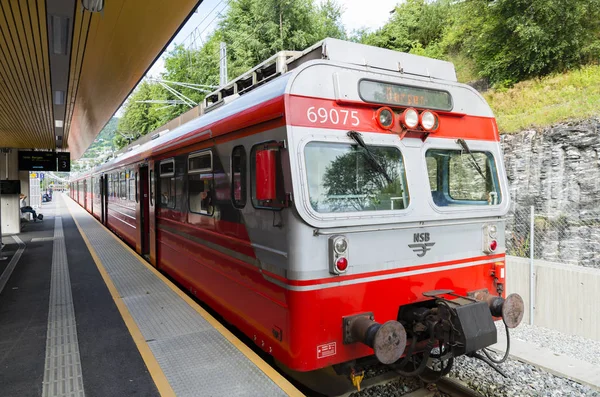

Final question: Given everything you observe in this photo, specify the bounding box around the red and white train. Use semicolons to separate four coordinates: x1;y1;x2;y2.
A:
71;38;523;381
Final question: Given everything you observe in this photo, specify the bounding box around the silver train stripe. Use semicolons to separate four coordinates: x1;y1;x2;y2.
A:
42;217;86;397
263;259;498;292
158;224;498;291
159;223;263;268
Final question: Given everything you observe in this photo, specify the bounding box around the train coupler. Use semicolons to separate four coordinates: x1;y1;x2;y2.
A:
470;289;525;329
343;313;407;365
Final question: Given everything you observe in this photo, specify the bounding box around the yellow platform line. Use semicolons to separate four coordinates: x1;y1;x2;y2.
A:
65;197;304;397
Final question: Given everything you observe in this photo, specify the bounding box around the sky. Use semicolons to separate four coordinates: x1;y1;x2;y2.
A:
146;0;398;78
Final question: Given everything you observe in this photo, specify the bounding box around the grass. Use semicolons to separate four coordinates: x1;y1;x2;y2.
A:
483;64;600;133
447;52;479;84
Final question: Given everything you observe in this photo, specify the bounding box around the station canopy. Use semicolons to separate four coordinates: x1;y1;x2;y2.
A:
0;0;199;159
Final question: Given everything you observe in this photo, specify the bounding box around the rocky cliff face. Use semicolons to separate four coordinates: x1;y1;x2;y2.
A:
501;118;600;268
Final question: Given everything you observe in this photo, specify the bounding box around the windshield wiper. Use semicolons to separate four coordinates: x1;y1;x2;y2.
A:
347;130;393;185
456;138;486;181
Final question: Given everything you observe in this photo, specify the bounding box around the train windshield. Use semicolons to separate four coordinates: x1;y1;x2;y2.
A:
304;141;409;213
426;149;501;206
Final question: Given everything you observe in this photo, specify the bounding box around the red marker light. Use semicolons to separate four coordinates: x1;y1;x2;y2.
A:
336;257;348;272
489;240;498;252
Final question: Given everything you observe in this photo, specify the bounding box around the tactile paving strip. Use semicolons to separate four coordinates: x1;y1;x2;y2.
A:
63;198;288;397
42;217;86;397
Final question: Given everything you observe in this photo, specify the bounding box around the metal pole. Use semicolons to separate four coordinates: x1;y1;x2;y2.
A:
529;205;535;325
220;42;228;86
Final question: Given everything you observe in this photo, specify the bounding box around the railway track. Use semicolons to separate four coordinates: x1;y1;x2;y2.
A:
333;373;484;397
434;377;484;397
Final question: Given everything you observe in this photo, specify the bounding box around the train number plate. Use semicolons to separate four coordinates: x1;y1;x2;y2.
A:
317;342;336;359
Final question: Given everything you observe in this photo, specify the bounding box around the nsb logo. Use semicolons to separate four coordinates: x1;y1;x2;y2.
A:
413;233;430;242
408;233;435;257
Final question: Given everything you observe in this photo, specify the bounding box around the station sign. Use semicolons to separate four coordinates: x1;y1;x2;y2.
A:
18;151;57;171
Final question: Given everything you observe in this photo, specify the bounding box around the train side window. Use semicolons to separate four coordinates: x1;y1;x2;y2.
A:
128;172;136;201
159;159;176;208
135;172;139;203
150;170;155;205
120;172;127;200
231;146;247;208
188;151;213;215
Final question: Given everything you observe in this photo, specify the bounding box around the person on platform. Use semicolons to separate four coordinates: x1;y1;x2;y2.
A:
20;194;43;222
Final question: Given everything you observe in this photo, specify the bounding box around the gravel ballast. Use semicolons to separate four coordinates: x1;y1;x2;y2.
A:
449;355;598;397
496;322;600;367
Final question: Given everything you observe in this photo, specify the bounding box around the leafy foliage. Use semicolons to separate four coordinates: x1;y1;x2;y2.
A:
360;0;451;58
115;81;167;148
360;0;600;86
452;0;600;86
160;33;223;121
220;0;345;77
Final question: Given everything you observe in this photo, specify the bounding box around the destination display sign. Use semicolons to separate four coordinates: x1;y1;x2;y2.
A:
18;151;57;171
359;80;453;111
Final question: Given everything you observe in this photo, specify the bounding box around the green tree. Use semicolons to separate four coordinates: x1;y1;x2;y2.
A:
359;0;451;56
115;81;167;149
445;0;600;85
220;0;346;77
161;32;223;120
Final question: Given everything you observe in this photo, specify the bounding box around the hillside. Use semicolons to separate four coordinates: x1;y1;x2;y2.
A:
84;117;117;158
484;64;600;134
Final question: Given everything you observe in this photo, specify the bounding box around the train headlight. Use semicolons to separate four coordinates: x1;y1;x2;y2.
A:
329;235;349;275
375;107;394;130
419;110;440;132
333;237;348;254
400;108;419;129
488;225;498;238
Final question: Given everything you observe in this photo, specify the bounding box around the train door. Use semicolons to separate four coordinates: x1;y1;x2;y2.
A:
89;177;93;214
83;179;87;209
148;161;157;267
139;165;151;258
101;175;108;225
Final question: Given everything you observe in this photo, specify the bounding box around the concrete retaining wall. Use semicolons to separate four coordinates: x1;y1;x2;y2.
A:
506;255;600;340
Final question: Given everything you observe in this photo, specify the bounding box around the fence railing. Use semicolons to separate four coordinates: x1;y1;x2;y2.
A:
506;204;600;267
505;204;600;327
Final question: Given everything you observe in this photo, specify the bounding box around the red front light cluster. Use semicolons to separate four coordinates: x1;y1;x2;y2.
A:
489;240;498;252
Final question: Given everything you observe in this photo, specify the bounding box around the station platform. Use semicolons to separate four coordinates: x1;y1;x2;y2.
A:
0;194;302;397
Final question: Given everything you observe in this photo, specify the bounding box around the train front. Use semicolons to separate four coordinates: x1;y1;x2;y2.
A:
276;40;524;377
